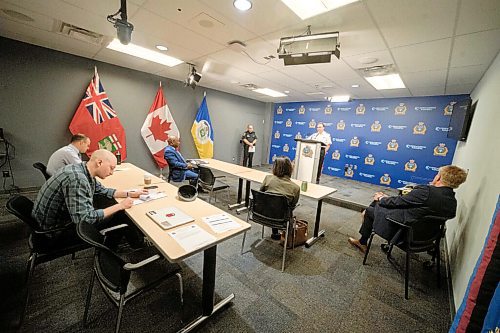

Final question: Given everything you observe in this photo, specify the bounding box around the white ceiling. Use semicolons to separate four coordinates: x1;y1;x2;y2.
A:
0;0;499;103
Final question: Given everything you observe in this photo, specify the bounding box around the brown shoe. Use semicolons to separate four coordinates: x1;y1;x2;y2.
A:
348;237;367;253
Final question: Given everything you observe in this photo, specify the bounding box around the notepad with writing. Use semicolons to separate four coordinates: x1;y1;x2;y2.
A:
146;207;194;230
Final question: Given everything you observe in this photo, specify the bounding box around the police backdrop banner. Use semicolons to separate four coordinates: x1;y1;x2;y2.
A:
269;95;467;189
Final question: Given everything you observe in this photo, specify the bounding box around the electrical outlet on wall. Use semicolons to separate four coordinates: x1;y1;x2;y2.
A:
3;171;10;178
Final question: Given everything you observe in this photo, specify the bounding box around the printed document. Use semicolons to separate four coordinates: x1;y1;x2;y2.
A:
168;225;216;252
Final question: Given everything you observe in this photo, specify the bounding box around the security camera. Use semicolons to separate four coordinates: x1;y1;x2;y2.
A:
114;19;134;45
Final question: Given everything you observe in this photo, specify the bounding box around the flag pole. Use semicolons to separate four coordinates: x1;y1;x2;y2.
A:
204;91;206;97
159;81;162;87
94;66;97;75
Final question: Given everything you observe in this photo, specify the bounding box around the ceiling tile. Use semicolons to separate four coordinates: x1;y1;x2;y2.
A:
447;65;488;86
450;29;500;67
409;85;445;97
380;88;411;98
343;49;394;69
456;0;500;35
445;83;475;95
392;38;452;72
401;69;447;88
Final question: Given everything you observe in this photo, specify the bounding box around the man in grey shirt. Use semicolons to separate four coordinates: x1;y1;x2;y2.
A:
46;134;91;176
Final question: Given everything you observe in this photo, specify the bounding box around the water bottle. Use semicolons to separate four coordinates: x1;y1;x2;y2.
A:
301;180;308;192
116;150;121;165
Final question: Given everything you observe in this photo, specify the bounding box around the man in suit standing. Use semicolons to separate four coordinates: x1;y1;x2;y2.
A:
307;122;331;184
164;136;198;185
348;165;467;253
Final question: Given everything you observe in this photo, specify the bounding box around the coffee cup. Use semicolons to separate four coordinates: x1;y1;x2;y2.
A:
144;173;152;185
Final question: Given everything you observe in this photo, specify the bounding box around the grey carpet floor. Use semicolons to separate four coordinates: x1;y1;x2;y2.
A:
0;172;451;333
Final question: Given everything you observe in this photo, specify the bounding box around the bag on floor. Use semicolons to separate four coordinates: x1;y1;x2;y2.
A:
280;219;308;249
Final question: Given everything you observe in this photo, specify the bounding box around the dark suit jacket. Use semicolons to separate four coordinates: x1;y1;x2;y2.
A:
164;146;188;182
373;185;457;241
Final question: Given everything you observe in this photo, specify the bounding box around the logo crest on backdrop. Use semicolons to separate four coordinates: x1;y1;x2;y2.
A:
337;120;346;130
395;103;407;115
444;102;456;116
371;120;382;132
299;105;306;114
98;134;121;152
302;145;313;158
286;119;292;127
356;104;365;115
309;119;316;128
277;106;283;114
413;121;427;135
344;164;357;177
195;120;211;144
295;132;302;139
283;144;289;152
404;159;417;172
380;173;391;185
324;105;333;114
350;136;360;147
387;139;399;151
365;154;375;165
271;154;277;162
332;150;341;160
433;143;448;156
274;130;280;139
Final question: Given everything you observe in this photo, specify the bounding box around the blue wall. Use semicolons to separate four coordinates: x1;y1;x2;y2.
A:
270;95;467;188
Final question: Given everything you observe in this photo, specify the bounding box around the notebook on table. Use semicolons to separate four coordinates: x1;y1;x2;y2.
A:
146;207;195;230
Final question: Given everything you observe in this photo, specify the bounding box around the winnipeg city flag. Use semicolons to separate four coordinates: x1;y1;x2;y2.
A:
191;95;213;158
141;84;179;168
69;68;127;159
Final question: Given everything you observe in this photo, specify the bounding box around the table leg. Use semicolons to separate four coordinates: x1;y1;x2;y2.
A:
228;178;245;210
236;180;251;214
178;245;234;333
305;199;325;248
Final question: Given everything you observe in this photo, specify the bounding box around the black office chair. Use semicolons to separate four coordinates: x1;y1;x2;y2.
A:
363;215;448;299
33;162;51;181
241;189;295;272
198;165;230;204
6;195;89;326
77;221;183;333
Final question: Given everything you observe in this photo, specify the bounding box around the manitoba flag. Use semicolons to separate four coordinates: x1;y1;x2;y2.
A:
141;83;179;168
69;68;127;160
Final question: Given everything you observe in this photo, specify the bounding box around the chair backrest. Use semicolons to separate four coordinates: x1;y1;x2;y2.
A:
6;195;40;231
77;222;130;293
198;166;215;187
33;162;51;180
409;215;448;244
249;189;291;229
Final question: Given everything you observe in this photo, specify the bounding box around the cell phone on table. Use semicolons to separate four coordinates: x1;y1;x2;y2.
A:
144;185;158;189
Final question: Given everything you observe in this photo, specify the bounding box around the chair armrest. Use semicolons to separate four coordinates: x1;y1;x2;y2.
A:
214;175;226;179
100;224;128;235
123;254;161;270
385;217;408;229
33;222;74;235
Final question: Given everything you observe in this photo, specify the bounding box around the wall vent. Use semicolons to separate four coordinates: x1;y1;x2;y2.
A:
54;21;104;45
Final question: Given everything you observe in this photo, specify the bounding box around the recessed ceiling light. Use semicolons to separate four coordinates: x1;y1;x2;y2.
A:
107;39;183;67
1;9;34;21
234;0;252;11
156;45;168;51
365;74;405;90
351;84;360;88
358;57;378;65
329;95;350;102
230;79;240;84
284;90;290;93
253;88;287;97
281;0;359;20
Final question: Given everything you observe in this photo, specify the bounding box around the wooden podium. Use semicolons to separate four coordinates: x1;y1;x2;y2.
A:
293;139;325;182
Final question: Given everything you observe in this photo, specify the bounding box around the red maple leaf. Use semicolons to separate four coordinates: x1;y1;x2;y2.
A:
148;115;171;142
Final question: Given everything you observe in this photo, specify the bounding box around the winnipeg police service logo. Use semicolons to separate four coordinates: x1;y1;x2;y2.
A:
271;154;277;162
324;105;333;114
344;164;356;177
434;143;448;156
274;130;280;139
380;173;391;185
365;154;375;165
395;103;407;115
337;120;346;130
404;159;417;172
413;121;427;135
350;136;360;147
387;139;399;151
356;104;365;115
283;144;289;152
285;118;292;127
295;132;302;140
302;145;313;158
371;120;382;132
444;102;456;116
332;150;341;160
195;120;211;144
309;119;316;128
277;105;283;114
299;105;306;114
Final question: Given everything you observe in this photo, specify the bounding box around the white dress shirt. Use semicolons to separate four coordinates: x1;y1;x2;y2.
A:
46;144;82;176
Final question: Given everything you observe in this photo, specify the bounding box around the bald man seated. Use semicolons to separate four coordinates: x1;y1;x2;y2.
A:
32;149;148;247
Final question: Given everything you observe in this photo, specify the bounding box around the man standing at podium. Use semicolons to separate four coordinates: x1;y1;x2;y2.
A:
307;122;331;184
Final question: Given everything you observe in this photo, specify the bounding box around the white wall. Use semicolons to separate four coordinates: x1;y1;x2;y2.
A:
446;51;500;309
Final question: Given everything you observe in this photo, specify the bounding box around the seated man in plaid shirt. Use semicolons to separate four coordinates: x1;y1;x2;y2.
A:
32;149;147;247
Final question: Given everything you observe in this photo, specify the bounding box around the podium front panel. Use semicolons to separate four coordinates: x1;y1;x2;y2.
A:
293;141;320;182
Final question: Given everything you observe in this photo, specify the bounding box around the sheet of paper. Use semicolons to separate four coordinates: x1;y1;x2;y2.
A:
132;191;167;205
248;146;256;153
168;224;216;252
202;213;241;233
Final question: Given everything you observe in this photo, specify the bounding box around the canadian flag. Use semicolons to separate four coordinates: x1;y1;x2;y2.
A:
141;84;179;168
